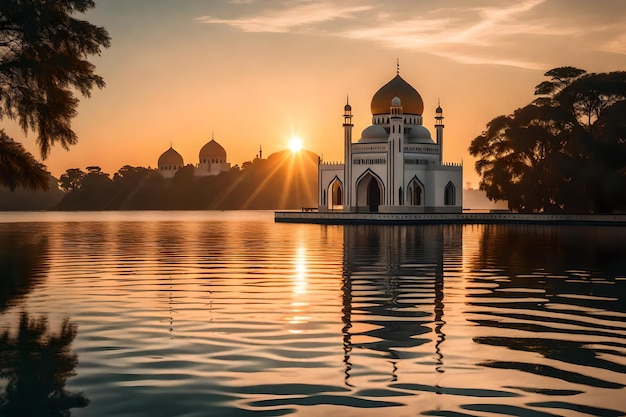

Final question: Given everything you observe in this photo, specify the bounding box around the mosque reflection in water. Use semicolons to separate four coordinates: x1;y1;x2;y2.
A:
339;225;460;385
1;219;625;416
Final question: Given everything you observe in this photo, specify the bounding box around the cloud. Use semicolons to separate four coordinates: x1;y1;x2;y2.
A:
337;0;561;68
197;0;623;69
197;2;372;34
599;21;626;55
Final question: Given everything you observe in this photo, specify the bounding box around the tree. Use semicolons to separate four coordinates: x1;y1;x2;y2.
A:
469;67;626;213
0;0;110;190
58;167;84;192
0;129;48;190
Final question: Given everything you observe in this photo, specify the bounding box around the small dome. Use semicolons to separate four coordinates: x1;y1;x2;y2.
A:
358;125;388;143
158;147;183;166
344;103;352;112
408;125;434;144
436;104;443;113
199;139;226;161
371;74;424;115
391;96;402;107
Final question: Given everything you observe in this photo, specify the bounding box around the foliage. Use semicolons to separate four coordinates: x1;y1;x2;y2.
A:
469;67;626;213
0;0;110;190
0;312;89;417
58;167;85;192
0;129;48;190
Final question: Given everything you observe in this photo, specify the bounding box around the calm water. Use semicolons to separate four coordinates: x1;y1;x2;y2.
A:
1;211;625;417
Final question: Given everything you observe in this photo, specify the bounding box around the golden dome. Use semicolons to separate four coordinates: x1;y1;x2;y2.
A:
199;139;226;161
158;147;183;166
370;74;424;115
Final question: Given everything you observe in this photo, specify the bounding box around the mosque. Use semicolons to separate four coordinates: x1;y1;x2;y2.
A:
318;67;462;213
157;134;231;178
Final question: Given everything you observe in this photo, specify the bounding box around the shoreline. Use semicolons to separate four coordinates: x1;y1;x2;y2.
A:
275;211;626;226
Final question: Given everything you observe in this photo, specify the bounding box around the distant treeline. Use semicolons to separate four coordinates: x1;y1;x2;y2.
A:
1;150;319;211
0;175;64;211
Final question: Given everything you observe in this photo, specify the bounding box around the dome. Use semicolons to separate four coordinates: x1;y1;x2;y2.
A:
391;96;402;107
408;125;434;144
358;125;388;143
158;147;183;166
199;139;226;161
344;103;352;112
371;74;424;115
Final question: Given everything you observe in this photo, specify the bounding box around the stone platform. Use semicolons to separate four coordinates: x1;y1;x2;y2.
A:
275;211;626;226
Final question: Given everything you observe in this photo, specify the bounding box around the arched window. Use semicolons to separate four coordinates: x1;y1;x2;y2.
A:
407;177;424;206
329;178;343;209
444;182;456;205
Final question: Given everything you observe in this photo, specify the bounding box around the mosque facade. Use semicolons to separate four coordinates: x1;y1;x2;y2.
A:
318;69;462;213
157;135;231;178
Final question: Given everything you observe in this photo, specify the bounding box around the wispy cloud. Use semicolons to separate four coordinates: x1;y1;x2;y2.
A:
338;0;579;68
197;0;621;69
197;2;372;34
599;21;626;55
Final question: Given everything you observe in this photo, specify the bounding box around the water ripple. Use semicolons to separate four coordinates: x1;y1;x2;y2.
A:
1;216;625;416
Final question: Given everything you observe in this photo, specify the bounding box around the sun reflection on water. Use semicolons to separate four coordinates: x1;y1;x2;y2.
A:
286;246;311;330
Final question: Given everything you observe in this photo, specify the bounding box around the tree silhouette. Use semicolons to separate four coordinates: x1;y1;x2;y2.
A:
0;312;89;417
469;67;626;213
0;0;110;190
53;150;320;210
58;168;85;193
0;130;48;190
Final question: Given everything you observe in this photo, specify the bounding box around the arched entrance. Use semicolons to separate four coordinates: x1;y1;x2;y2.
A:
356;170;383;212
329;178;343;209
367;178;381;212
407;177;424;206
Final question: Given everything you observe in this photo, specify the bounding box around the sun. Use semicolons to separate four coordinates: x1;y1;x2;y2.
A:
289;137;303;153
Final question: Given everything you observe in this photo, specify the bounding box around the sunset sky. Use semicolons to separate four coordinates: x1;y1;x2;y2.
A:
6;0;626;187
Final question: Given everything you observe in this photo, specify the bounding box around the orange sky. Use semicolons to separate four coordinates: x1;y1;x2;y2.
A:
5;0;626;187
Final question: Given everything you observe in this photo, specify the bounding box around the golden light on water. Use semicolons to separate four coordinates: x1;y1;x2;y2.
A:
288;246;310;332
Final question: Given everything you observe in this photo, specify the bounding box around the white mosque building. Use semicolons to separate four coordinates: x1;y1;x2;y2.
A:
157;135;231;179
318;68;462;213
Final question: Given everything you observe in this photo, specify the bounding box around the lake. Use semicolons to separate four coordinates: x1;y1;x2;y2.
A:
1;211;625;417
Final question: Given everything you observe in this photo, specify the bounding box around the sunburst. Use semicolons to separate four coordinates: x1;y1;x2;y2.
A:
289;137;303;153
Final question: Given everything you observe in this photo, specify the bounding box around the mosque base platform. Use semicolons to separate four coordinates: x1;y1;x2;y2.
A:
274;211;626;226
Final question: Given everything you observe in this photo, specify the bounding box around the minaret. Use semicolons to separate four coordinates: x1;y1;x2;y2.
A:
435;101;444;164
343;97;353;210
389;96;404;205
259;144;262;160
